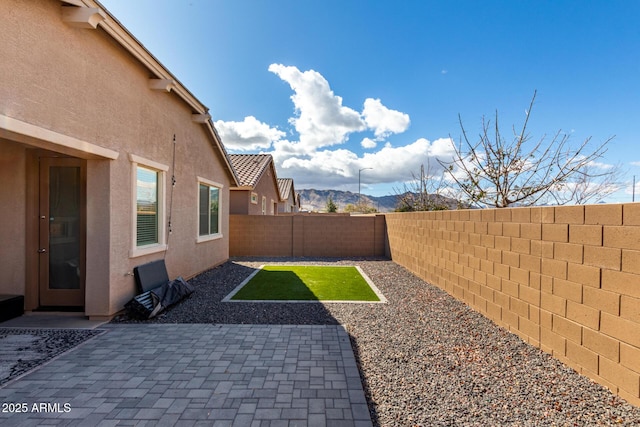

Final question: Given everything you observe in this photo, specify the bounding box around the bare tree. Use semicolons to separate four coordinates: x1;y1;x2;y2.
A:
439;91;617;208
558;162;624;205
394;161;457;211
344;202;378;214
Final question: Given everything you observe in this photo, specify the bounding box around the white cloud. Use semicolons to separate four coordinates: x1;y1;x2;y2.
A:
631;161;640;167
268;64;365;149
360;138;455;182
272;137;456;190
586;160;615;170
361;137;377;149
220;64;456;194
214;116;284;151
362;98;410;139
625;179;640;195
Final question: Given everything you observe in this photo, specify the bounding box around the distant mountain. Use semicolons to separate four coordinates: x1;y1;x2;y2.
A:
297;189;384;212
297;189;460;212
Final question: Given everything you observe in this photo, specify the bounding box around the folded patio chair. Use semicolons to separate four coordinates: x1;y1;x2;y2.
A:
124;259;194;320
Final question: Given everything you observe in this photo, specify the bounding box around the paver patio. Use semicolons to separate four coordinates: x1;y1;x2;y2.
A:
0;324;372;426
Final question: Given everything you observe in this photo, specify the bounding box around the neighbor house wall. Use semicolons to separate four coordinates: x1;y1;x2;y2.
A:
385;204;640;406
230;165;281;216
229;214;386;257
278;190;297;213
230;185;276;215
277;193;291;213
252;166;280;216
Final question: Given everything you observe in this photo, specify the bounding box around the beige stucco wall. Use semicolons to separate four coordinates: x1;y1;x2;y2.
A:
0;140;27;296
255;166;280;215
230;165;281;215
0;0;232;317
278;192;297;213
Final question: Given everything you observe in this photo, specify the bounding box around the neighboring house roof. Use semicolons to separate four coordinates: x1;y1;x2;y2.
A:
277;178;295;201
228;154;286;201
65;0;239;186
229;154;273;187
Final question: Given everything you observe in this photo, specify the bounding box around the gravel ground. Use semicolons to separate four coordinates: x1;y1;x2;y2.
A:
113;258;640;426
0;328;105;386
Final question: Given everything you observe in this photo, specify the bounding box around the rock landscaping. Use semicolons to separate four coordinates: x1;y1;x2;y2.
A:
0;328;104;387
113;258;640;426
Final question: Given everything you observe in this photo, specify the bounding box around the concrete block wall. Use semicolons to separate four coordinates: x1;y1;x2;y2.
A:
229;215;293;257
385;204;640;406
229;214;386;258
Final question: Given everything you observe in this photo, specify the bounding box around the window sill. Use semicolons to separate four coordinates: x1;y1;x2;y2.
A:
197;233;223;244
130;244;167;258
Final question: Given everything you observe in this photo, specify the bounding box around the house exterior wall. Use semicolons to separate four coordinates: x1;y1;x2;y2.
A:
278;192;297;213
0;0;232;318
231;166;281;215
254;166;280;215
0;140;27;296
385;204;640;407
229;214;386;257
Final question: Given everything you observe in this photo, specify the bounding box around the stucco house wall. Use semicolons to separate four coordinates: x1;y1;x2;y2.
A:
0;0;236;318
277;178;299;214
252;166;280;215
229;155;282;215
0;141;27;297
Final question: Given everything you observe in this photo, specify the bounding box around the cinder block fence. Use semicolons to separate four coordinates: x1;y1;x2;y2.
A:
229;204;640;406
385;204;640;407
229;214;386;258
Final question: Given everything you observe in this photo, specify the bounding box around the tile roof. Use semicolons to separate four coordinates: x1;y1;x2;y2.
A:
277;178;294;200
228;154;273;188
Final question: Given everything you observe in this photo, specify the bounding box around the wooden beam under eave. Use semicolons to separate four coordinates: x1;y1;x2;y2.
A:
192;113;211;124
149;78;174;92
61;6;105;29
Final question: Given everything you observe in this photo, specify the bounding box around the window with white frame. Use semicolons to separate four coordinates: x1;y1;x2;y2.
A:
261;196;266;215
198;177;222;240
136;166;159;245
130;154;168;257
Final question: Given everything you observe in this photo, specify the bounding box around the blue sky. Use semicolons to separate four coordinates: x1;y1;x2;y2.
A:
101;0;640;202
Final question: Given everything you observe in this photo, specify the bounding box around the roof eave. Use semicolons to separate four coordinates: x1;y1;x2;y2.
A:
75;0;239;187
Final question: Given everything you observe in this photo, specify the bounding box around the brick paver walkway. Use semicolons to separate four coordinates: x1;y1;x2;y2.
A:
0;324;372;426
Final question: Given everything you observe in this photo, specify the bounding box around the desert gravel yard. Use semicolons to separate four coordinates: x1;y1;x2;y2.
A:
114;258;640;426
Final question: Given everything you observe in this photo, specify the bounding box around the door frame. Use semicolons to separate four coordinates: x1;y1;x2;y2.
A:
36;155;87;308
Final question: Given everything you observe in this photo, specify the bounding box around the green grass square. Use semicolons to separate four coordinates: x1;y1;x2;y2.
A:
230;266;381;302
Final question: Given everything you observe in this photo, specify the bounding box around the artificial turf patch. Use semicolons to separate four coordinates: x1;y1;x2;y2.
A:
229;266;381;302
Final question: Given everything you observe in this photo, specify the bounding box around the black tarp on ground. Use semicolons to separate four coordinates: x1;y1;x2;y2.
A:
125;260;194;320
